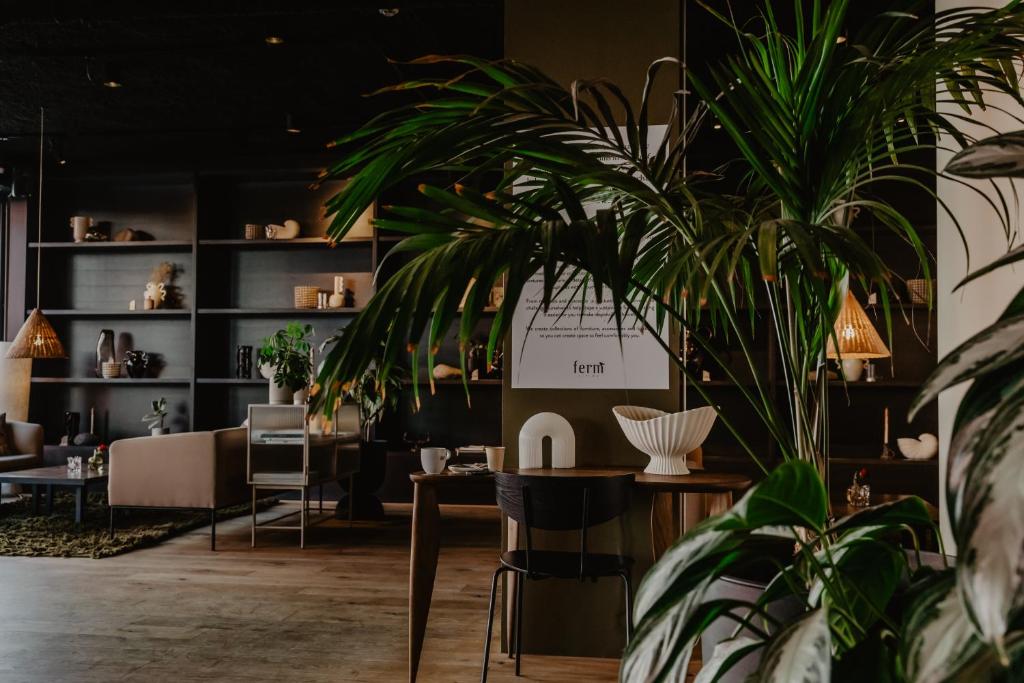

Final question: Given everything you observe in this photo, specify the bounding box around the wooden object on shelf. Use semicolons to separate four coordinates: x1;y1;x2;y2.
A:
293;286;319;309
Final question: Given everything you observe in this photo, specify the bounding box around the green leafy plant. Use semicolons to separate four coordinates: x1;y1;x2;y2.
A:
304;0;1024;678
142;397;168;431
311;1;1023;473
259;323;314;392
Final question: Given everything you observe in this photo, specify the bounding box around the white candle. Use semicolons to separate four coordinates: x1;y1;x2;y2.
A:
883;407;889;444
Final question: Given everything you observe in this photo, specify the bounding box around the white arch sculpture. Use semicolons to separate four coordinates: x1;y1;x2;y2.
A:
518;412;575;469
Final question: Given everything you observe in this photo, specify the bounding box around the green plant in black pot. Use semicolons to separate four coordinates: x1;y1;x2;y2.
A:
259;323;314;404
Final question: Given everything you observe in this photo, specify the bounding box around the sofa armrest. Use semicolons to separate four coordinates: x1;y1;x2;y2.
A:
212;427;248;508
108;432;217;509
8;421;43;461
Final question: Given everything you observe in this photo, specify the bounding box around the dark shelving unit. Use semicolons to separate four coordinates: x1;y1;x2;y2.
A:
11;160;504;449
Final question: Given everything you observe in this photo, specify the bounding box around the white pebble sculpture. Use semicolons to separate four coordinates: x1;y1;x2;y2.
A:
518;412;575;469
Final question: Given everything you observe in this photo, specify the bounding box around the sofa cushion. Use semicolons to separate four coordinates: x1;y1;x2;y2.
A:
0;453;39;473
0;413;10;457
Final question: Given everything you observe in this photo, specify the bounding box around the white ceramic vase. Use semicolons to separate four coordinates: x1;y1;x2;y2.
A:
612;405;717;475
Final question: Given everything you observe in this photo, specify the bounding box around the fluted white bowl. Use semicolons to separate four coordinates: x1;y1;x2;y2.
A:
613;405;717;475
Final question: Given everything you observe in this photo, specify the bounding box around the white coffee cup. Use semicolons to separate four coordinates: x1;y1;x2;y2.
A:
485;446;505;472
70;216;93;242
420;447;451;475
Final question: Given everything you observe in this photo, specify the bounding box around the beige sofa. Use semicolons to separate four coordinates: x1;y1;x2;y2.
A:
0;420;43;473
108;428;248;550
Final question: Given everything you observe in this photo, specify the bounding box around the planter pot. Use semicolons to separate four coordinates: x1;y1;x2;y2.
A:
150;427;169;436
292;387;308;405
269;381;292;405
259;363;275;380
700;538;802;682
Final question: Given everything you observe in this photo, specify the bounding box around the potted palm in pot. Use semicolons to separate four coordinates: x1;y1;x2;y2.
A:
308;0;1024;678
259;323;314;405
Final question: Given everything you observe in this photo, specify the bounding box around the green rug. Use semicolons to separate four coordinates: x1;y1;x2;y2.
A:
0;493;276;559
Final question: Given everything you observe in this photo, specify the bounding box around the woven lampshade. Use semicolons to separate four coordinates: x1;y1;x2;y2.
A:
825;291;890;360
6;309;67;359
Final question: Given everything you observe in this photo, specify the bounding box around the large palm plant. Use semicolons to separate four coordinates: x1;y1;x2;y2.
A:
306;0;1024;679
311;0;1023;470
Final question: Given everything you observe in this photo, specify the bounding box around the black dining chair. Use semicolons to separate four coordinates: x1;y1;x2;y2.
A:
481;471;635;682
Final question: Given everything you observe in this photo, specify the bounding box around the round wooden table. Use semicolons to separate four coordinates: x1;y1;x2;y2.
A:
405;466;752;683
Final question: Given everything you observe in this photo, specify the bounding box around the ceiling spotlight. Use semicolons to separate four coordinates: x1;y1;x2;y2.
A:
379;8;400;17
713;123;722;130
58;159;67;166
265;35;285;45
285;114;301;135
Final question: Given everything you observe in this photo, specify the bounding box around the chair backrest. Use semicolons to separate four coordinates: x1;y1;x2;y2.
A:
495;472;634;576
495;472;634;531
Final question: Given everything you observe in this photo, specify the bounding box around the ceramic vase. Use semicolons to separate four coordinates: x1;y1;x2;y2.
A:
95;330;115;378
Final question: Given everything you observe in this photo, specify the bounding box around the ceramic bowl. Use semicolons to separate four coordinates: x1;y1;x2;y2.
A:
897;434;939;460
612;405;717;475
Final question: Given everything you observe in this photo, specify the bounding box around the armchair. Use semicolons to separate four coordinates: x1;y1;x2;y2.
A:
0;420;44;473
108;427;248;550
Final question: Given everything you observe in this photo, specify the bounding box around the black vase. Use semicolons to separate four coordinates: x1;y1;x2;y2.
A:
95;330;115;378
236;345;253;379
124;350;150;379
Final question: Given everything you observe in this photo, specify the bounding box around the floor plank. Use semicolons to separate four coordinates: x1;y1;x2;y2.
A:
0;502;624;682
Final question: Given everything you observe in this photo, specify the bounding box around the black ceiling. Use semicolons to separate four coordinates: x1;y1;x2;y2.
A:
0;0;503;161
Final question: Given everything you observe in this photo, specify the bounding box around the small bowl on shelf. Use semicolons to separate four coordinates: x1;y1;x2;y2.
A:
101;361;122;379
612;405;717;475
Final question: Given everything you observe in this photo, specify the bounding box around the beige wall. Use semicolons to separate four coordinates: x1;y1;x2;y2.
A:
935;0;1024;552
502;0;681;658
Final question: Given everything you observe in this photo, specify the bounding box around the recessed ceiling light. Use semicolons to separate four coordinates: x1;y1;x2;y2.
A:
836;35;847;44
265;35;285;45
58;159;67;166
285;113;301;135
713;123;722;130
103;79;122;89
379;8;400;17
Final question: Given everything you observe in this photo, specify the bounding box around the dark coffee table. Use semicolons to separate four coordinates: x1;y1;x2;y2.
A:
0;465;108;524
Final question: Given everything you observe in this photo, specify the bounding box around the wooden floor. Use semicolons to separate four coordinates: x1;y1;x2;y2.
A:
0;502;623;682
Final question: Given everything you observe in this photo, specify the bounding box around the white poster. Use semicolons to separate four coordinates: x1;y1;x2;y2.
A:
510;271;670;389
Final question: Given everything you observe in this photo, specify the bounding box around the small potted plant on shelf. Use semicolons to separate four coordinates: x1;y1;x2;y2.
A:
142;398;169;436
258;323;314;405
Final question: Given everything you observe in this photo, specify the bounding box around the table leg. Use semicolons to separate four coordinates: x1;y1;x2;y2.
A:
32;485;39;514
75;487;86;524
651;491;682;562
504;516;519;654
408;481;440;683
706;491;733;517
46;484;54;515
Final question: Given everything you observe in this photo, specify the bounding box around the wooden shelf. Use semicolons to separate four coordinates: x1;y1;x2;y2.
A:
196;378;266;385
30;240;193;251
31;377;191;385
827;380;922;389
403;378;503;386
829;456;938;467
32;309;191;318
198;237;372;248
197;307;364;316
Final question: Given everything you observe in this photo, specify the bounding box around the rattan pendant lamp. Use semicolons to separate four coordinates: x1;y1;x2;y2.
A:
825;290;889;381
6;108;66;359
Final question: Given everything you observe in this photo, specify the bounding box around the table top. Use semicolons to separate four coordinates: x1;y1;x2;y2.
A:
0;464;108;485
410;466;751;493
